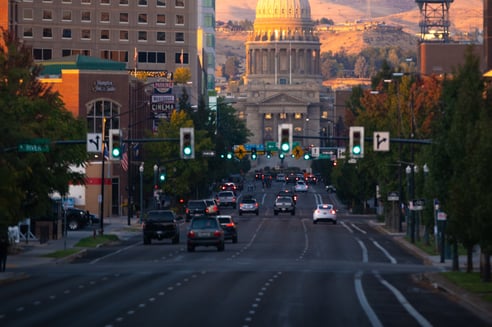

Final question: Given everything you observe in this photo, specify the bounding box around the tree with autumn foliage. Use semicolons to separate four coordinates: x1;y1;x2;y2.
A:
0;30;87;231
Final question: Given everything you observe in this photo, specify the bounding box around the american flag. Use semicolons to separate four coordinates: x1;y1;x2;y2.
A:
121;143;128;172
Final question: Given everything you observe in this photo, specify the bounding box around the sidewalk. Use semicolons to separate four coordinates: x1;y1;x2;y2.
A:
0;216;142;284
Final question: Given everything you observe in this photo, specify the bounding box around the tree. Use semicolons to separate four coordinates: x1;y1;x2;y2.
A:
0;29;87;230
173;67;191;84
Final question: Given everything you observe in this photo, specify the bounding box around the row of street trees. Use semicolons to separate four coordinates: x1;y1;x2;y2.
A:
335;46;492;279
0;30;87;232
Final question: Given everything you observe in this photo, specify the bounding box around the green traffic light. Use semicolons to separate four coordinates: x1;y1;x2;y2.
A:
183;146;192;156
352;145;361;155
279;153;285;159
281;142;290;153
112;148;121;158
159;174;166;181
226;153;233;160
303;153;311;160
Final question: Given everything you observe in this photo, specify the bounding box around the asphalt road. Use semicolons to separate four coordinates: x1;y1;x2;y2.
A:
0;182;490;327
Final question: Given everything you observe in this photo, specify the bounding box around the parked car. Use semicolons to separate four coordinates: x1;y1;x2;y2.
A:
217;215;238;243
273;196;296;216
326;185;337;193
142;210;180;244
239;198;259;216
187;216;225;252
204;198;220;215
217;191;237;208
185;200;209;221
65;208;93;230
294;180;309;192
313;204;337;224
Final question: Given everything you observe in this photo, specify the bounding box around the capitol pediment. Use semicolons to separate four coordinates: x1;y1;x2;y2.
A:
258;92;309;106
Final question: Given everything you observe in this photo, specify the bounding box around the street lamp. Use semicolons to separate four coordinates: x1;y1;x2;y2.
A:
153;164;158;209
139;162;144;223
406;164;416;243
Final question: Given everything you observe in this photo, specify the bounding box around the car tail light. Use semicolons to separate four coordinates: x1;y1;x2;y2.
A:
255;203;259;208
294;195;298;201
213;230;223;237
206;208;210;214
330;210;336;215
226;223;235;227
185;208;190;214
188;231;195;238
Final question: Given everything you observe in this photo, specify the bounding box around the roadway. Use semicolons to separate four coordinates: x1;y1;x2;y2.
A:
0;181;489;327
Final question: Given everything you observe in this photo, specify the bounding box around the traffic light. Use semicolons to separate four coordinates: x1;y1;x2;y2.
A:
303;153;311;160
159;168;166;182
180;127;195;159
349;126;364;158
109;129;121;160
251;148;257;160
278;124;293;154
266;151;272;159
226;152;233;160
279;153;285;159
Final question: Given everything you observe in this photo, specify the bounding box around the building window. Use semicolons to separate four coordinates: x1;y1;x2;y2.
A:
135;52;165;63
204;14;214;28
42;10;53;21
175;32;184;42
42;28;53;38
100;12;110;23
205;34;215;47
87;100;121;133
120;30;129;41
279;113;287;120
81;11;91;22
62;29;72;39
81;29;91;39
100;30;110;40
321;111;329;119
157;31;166;42
100;0;110;4
175;52;188;64
23;28;33;38
294;113;302;120
138;0;148;5
176;15;184;25
62;0;72;3
264;113;272;120
175;0;184;7
81;0;91;4
62;10;72;21
120;13;128;23
138;13;148;24
33;48;52;60
157;14;166;24
138;31;147;41
119;0;129;5
157;0;166;6
264;127;273;140
23;9;33;20
203;0;213;8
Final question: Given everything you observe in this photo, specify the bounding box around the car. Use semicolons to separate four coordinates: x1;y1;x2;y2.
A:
217;191;237;208
217;215;238;243
185;200;209;221
187;216;225;252
273;196;296;216
142;210;180;244
220;182;237;192
313;204;337;224
326;185;337;193
204;198;220;215
276;173;286;182
65;208;93;230
285;173;297;184
294;180;309;192
239;198;259;216
306;174;318;184
277;189;298;204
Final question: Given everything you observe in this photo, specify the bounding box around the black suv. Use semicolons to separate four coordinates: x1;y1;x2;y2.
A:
185;200;209;221
142;210;180;245
65;208;97;230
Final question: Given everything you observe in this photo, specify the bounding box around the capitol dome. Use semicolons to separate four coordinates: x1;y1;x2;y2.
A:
255;0;311;20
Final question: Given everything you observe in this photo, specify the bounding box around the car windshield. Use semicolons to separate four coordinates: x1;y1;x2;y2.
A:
318;204;333;210
241;199;256;204
276;197;292;203
146;211;175;222
219;192;233;197
188;201;205;208
191;218;218;229
218;217;232;224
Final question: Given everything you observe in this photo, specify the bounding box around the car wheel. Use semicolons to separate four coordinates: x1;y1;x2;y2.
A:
68;220;79;230
217;242;225;251
291;210;295;216
172;235;179;244
239;211;242;216
255;211;259;216
274;211;278;216
143;236;151;245
313;220;317;224
187;244;194;252
333;220;337;225
232;236;238;244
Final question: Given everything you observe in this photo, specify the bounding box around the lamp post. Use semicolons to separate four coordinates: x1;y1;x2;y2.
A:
406;164;416;243
153;164;158;209
139;162;144;223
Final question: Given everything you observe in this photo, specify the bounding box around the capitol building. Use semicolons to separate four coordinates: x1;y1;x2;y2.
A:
235;0;334;153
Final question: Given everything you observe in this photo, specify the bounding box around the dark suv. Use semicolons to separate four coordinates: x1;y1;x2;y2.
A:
185;200;209;221
273;196;296;216
142;210;180;245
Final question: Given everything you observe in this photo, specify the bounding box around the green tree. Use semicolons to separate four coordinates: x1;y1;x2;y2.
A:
0;29;87;230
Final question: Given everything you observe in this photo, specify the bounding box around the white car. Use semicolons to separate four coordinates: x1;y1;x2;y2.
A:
294;181;308;192
313;204;337;224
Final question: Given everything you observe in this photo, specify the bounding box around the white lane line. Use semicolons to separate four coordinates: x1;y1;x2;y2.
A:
354;271;383;327
356;237;369;263
374;271;433;327
341;221;353;233
371;239;397;264
351;223;367;234
90;242;140;264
